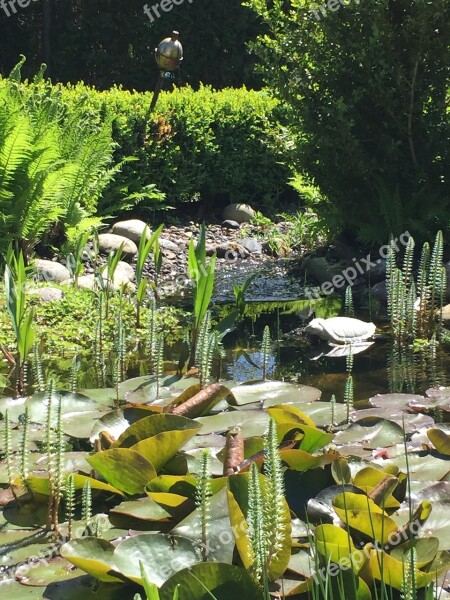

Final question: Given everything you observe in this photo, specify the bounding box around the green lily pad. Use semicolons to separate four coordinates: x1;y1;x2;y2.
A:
113;414;200;449
228;381;321;407
63;411;110;439
147;475;227;499
15;556;81;587
196;410;270;437
60;538;121;583
334;417;405;449
87;449;156;495
314;523;359;570
332;491;398;545
160;563;262;600
110;497;171;522
113;533;198;586
171;487;234;563
25;392;101;424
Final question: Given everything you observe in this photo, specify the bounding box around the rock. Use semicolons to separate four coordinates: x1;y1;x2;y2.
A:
34;259;70;283
28;287;64;302
240;237;263;254
115;261;135;282
302;256;354;287
363;258;386;283
73;273;136;292
441;304;450;324
221;219;240;230
98;234;138;258
111;219;151;243
222;203;255;224
371;280;388;303
215;242;250;259
262;239;289;258
159;238;180;253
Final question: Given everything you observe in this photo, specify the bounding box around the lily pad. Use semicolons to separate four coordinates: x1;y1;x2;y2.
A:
196;410;270;437
229;381;321;407
334;417;405;449
87;449;156;495
160;563;262;600
60;538;121;583
112;533;198;586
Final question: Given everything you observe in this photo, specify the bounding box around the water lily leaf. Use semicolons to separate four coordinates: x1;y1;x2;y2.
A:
334;418;405;449
390;537;439;569
331;457;352;484
377;454;450;481
369;393;424;409
267;404;317;428
427;429;450;456
90;407;158;443
145;491;194;520
78;388;117;405
87;449;156;495
131;430;200;471
15;556;81;587
25;392;101;424
63;410;110;438
333;492;398;545
110;497;171;523
314;523;359;570
60;538;121;583
226;472;291;580
353;466;400;509
118;374;181;402
27;473;123;496
171;487;234;563
113;414;200;449
160;563;262;600
369;547;436;590
280;449;337;472
163;383;202;412
299;401;347;427
112;533;197;586
170;383;233;418
196;410;270;437
351;409;434;433
147;475;227;499
0;396;27;422
229;381;321;406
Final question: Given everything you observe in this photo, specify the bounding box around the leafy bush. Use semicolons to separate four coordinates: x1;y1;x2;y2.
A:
53;82;293;212
0;61;118;257
247;0;450;244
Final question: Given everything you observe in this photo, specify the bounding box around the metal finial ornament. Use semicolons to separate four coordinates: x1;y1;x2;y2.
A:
149;31;183;114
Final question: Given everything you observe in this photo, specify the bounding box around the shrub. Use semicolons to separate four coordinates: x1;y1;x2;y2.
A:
247;0;450;244
17;78;292;214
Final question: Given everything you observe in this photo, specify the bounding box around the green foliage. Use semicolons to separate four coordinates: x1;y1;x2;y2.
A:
4;76;291;213
248;0;450;243
0;67;118;257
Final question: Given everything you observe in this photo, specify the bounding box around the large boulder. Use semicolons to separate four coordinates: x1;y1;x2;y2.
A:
98;234;137;258
34;259;70;283
222;203;255;224
111;219;151;243
68;273;136;292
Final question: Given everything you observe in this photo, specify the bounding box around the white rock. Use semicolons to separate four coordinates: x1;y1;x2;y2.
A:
34;259;70;283
111;219;151;243
98;234;137;258
222;203;255;224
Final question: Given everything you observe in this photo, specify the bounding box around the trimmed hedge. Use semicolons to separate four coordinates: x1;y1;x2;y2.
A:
17;79;293;214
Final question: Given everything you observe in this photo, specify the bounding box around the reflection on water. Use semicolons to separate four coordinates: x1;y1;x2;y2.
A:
218;300;450;404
